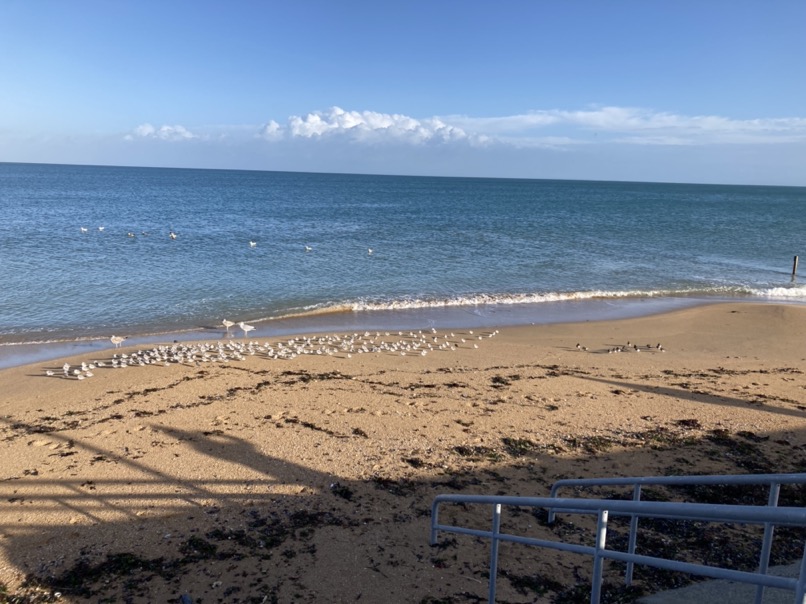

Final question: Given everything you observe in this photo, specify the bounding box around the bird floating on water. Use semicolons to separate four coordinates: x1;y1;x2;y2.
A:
80;227;88;233
305;245;312;252
169;231;177;240
367;248;373;255
249;241;257;247
98;226;105;232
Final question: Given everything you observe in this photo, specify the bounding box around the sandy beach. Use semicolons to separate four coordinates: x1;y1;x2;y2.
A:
1;302;805;603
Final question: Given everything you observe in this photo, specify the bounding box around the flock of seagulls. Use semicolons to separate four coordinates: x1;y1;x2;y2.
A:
81;226;179;240
44;328;500;380
80;227;374;253
576;341;666;354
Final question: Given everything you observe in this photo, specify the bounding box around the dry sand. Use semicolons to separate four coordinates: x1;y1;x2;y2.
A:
1;302;805;603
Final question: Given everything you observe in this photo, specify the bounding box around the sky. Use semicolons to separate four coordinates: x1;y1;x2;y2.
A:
1;1;804;186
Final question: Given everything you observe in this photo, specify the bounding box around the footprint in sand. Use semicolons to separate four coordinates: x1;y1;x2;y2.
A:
29;439;53;447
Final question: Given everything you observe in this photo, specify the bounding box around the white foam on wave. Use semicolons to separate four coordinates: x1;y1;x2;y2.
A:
348;289;673;312
750;285;806;299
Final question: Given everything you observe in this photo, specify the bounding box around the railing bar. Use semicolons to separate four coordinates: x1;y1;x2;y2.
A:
603;550;798;590
434;520;802;593
433;495;806;526
551;473;806;491
433;523;598;556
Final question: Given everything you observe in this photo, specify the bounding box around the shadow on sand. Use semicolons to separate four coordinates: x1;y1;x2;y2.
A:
1;358;805;603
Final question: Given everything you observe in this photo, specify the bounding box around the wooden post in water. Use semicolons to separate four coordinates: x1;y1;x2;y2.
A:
793;255;799;280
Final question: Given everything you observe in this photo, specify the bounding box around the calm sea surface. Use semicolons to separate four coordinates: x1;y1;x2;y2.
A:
1;163;804;358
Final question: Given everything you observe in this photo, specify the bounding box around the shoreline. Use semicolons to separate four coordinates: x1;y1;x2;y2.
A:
0;295;783;371
1;301;805;601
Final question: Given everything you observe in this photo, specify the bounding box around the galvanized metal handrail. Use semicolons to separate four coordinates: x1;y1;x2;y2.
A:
430;494;806;604
548;473;806;603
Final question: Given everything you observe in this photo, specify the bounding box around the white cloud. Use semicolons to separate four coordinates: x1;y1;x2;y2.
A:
124;106;806;150
287;106;470;144
446;107;806;145
258;120;283;141
125;123;199;141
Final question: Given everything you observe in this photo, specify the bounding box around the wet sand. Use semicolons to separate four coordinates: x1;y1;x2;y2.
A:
1;303;805;602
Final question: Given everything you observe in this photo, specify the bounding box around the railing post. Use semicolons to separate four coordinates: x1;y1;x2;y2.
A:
548;485;558;524
430;500;440;545
626;484;642;585
755;482;781;604
795;542;806;604
591;509;609;604
488;503;502;604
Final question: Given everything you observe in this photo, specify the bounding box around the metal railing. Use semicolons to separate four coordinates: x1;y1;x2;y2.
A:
430;493;806;604
548;473;806;603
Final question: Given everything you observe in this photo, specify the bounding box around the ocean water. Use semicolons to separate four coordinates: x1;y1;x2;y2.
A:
1;162;804;351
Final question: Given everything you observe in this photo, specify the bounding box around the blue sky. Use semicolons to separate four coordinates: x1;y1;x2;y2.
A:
1;1;804;185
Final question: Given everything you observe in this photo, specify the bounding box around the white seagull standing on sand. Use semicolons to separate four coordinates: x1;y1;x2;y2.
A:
222;319;234;332
110;335;126;348
238;322;255;338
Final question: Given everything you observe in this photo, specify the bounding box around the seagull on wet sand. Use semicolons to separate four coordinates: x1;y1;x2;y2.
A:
238;322;255;338
110;335;126;348
222;319;234;332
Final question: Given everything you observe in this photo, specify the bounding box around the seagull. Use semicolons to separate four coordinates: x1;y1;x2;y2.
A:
238;321;255;338
127;232;135;238
169;231;177;240
98;226;105;232
80;227;88;233
367;248;373;255
249;241;257;247
110;335;126;348
222;319;234;332
304;245;312;252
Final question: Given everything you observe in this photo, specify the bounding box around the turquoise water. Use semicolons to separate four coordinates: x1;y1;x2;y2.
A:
1;163;804;348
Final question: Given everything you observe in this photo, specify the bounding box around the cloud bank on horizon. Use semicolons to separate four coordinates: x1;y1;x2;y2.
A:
127;105;806;149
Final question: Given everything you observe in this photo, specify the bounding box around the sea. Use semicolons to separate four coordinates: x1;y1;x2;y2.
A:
1;162;804;367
